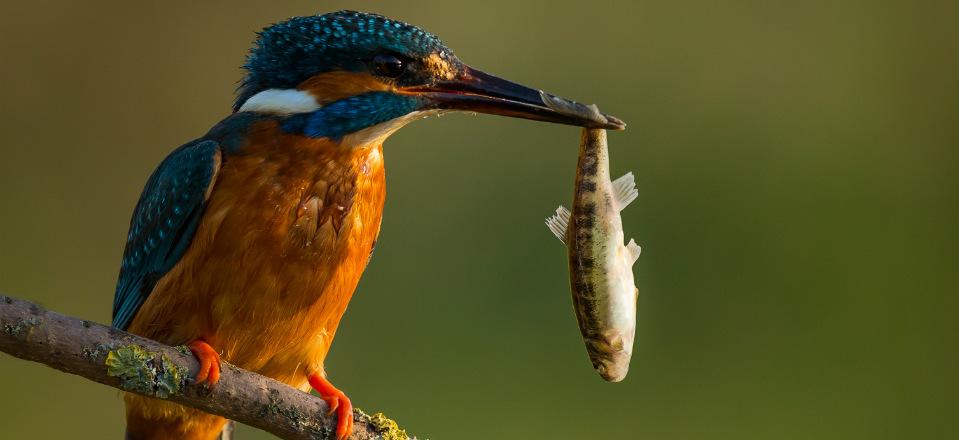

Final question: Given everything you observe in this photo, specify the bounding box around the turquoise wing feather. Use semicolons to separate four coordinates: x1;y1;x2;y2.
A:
111;140;220;330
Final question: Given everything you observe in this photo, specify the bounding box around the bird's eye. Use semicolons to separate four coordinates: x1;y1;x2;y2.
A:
372;54;406;78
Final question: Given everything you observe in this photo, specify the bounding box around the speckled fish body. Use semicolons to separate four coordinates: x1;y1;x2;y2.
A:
546;128;640;382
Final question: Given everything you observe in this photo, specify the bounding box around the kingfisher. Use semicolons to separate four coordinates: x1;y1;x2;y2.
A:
112;10;623;440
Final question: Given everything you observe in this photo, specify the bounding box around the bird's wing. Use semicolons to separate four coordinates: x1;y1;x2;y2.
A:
112;140;221;330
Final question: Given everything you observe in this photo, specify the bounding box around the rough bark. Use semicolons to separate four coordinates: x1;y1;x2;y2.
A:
0;294;413;440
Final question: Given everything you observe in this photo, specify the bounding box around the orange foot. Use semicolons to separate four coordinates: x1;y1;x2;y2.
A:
188;339;221;385
308;373;353;440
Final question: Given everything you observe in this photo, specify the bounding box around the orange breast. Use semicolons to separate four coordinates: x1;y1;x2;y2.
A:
127;120;386;388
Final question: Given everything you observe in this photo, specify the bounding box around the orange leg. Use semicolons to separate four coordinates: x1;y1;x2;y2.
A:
308;373;353;440
188;339;222;385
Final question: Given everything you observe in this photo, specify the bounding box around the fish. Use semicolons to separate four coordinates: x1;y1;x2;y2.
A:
545;126;641;382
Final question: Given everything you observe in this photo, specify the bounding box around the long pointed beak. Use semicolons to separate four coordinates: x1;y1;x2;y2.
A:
400;66;625;130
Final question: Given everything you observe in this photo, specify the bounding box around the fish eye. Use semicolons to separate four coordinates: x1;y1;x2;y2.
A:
372;53;407;78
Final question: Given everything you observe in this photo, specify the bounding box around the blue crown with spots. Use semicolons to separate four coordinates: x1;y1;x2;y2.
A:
236;10;448;110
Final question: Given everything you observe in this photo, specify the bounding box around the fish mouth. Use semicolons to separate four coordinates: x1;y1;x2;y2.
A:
399;66;625;130
591;353;631;383
585;335;633;382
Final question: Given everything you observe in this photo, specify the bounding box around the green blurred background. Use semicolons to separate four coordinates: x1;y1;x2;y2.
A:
1;1;957;439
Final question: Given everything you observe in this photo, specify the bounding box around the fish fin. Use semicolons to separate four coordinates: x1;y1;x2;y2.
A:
612;172;639;211
545;205;571;245
627;238;642;264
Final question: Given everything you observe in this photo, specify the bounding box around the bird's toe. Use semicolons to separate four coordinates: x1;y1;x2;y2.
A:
308;373;354;439
188;340;222;385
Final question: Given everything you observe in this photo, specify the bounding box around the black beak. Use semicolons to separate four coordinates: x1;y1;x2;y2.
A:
400;66;625;130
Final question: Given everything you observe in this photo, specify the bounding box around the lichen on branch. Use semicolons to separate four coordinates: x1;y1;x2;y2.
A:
0;294;415;440
105;344;187;398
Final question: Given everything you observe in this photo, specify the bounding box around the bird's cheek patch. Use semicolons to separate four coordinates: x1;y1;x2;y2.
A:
297;71;393;105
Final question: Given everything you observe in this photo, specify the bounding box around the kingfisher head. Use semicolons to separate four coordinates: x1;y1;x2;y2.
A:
234;10;624;142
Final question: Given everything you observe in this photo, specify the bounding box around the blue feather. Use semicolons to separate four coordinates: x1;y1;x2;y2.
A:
111;140;220;330
280;92;421;139
235;10;455;111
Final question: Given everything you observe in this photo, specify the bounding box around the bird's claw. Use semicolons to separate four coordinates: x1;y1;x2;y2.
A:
324;394;339;415
309;373;354;440
188;340;222;385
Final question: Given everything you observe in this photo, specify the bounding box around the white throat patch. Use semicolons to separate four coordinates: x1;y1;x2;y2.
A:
237;89;320;114
341;110;441;147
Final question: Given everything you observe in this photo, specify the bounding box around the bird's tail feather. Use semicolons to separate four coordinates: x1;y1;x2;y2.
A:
218;421;235;440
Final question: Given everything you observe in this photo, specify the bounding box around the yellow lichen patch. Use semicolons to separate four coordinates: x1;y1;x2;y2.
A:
367;412;410;440
105;345;185;398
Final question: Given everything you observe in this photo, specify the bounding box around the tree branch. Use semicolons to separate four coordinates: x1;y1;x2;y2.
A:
0;294;413;440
